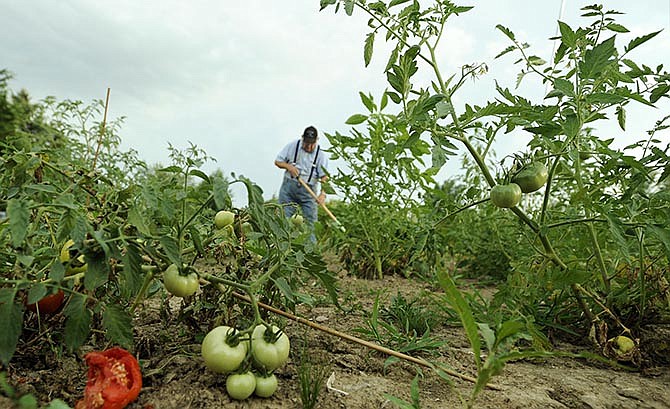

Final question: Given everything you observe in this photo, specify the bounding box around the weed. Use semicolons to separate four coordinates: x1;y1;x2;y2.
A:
298;344;332;409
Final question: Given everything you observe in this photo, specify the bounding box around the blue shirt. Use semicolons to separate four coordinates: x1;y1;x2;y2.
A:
276;139;329;186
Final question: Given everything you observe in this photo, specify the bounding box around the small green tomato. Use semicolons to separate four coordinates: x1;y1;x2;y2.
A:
163;264;199;297
215;210;235;229
226;371;256;400
254;373;278;398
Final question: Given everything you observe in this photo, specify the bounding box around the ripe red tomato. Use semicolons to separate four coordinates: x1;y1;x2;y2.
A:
75;347;142;409
26;289;65;315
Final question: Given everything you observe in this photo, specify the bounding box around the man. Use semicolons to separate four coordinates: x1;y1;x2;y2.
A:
274;126;329;233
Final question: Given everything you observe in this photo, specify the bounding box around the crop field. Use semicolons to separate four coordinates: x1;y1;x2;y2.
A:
1;1;669;409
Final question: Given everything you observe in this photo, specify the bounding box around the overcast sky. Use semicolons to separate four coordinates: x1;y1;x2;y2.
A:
2;1;669;204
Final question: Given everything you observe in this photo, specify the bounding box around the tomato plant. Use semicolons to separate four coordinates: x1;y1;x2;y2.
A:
162;264;199;297
75;347;142;409
254;373;278;398
201;326;248;374
511;162;548;193
323;4;669;403
225;372;256;401
250;324;290;371
489;184;522;208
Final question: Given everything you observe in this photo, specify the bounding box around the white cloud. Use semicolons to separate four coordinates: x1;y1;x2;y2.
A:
1;0;668;204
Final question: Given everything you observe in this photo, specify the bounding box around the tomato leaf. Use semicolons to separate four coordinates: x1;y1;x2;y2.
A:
359;92;376;112
128;206;150;236
64;293;92;352
44;399;71;409
624;30;662;53
344;0;354;15
389;0;411;7
121;242;144;297
57;210;89;244
188;169;209;183
212;175;231;210
647;225;670;259
495;24;515;41
553;78;574;97
103;304;134;348
160;235;181;266
557;21;576;47
26;283;48;305
345;114;368;125
189;225;205;255
579;36;616;79
364;32;375;67
84;252;109;291
437;270;481;369
0;288;23;365
606;23;629;33
7;198;29;247
616;105;626;130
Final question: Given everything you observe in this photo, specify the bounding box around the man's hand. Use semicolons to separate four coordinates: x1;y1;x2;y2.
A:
287;164;300;178
317;191;326;205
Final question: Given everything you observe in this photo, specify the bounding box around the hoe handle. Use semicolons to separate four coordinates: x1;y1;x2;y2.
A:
297;177;345;232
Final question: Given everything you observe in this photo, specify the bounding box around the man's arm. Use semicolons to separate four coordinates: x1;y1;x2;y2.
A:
274;160;299;178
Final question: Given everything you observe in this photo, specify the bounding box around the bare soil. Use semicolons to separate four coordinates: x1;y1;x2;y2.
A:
5;270;670;409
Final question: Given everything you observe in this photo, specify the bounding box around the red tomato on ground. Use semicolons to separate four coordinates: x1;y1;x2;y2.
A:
75;347;142;409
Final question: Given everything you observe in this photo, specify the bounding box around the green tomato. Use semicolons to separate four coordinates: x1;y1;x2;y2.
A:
511;163;548;193
613;335;635;354
201;326;248;373
490;183;522;208
290;214;304;227
215;210;235;229
254;373;278;398
163;264;199;297
226;371;256;400
251;325;290;371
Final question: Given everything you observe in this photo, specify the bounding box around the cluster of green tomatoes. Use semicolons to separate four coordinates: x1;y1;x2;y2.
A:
201;324;290;400
490;162;549;208
161;210;290;400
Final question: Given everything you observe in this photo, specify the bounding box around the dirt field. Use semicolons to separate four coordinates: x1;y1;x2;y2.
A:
5;272;670;409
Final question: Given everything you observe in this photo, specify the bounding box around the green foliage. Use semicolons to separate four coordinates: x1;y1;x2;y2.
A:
384;373;423;409
326;92;440;278
297;343;332;409
324;0;670;349
0;74;338;372
354;292;445;357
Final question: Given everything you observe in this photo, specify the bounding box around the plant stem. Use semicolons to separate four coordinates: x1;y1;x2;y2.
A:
587;224;611;294
200;272;251;297
129;267;157;314
434;198;490;227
